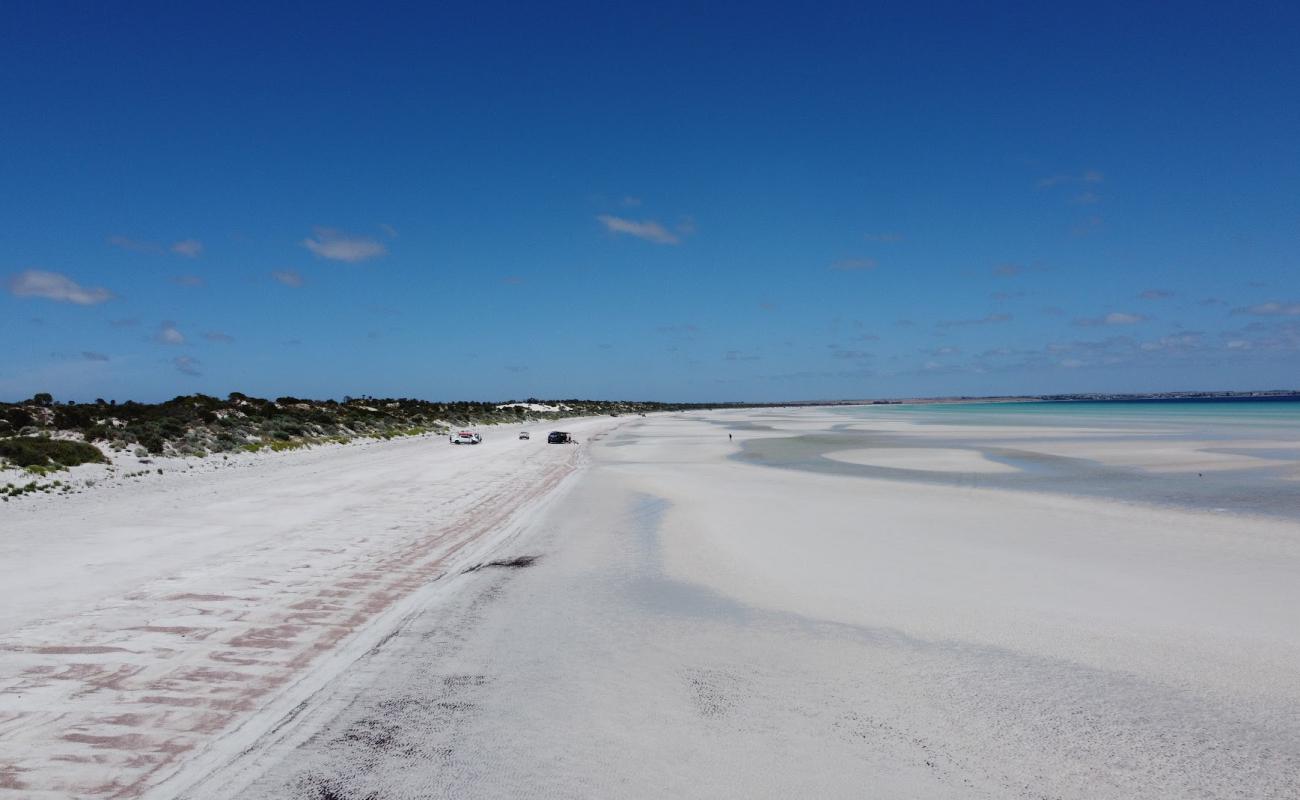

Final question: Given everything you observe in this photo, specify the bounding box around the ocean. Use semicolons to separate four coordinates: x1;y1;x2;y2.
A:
733;398;1300;520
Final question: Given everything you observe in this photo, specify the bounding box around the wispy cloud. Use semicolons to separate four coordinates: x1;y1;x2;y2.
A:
82;351;110;362
621;196;642;207
829;257;877;272
302;227;388;262
992;262;1023;277
108;234;163;254
171;239;203;258
155;321;185;345
8;270;113;305
830;348;873;360
1071;215;1104;236
1139;333;1202;352
172;274;204;287
864;232;903;243
937;313;1012;328
1074;311;1147;327
502;275;525;285
379;223;398;239
272;270;304;287
173;355;201;376
203;331;234;343
723;350;761;361
1037;169;1104;189
1220;320;1300;353
656;323;700;336
1234;301;1300;316
1139;289;1175;300
110;235;206;258
596;215;681;245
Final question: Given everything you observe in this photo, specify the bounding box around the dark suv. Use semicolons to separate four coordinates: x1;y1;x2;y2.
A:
547;431;572;444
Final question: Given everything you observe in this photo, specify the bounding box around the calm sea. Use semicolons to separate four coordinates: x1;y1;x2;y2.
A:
735;397;1300;519
836;397;1300;433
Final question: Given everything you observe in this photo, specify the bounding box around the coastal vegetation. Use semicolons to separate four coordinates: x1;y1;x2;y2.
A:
0;436;107;470
0;392;749;465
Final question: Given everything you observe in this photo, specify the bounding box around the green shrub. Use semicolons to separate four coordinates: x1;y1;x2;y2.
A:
0;437;107;469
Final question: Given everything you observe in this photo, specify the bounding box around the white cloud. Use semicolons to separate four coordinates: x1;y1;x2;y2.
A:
173;355;201;376
155;321;185;345
302;227;388;262
829;257;877;272
596;215;680;245
1075;311;1146;327
992;262;1023;277
171;239;203;258
82;351;110;362
8;270;113;305
1235;301;1300;316
203;332;234;343
272;270;305;287
379;223;398;239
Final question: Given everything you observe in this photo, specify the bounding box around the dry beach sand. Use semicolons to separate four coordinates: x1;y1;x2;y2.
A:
2;408;1298;798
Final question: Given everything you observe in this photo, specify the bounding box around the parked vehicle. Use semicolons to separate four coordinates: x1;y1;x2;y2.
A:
519;431;530;440
547;431;573;444
450;430;482;445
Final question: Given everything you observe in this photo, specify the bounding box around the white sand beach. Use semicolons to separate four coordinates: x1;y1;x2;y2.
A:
2;408;1298;799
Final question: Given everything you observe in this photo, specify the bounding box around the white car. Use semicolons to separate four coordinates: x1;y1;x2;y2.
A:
449;430;482;445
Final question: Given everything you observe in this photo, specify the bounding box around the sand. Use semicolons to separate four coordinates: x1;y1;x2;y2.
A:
0;418;614;798
824;446;1021;472
3;408;1298;799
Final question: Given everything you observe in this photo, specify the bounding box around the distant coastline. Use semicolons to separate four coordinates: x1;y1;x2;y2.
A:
844;389;1300;406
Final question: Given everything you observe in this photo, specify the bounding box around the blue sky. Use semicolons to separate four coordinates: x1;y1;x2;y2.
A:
3;1;1298;402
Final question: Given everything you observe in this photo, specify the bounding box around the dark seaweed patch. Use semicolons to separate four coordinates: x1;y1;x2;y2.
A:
461;555;539;573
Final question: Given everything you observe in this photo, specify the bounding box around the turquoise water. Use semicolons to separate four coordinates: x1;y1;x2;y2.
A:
734;398;1300;520
835;398;1300;433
